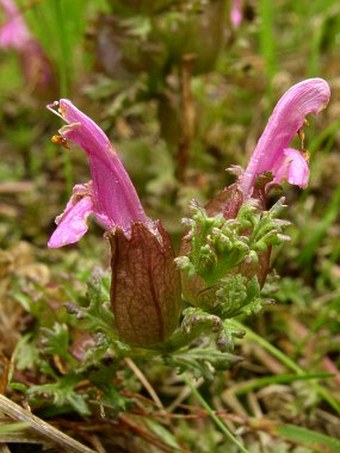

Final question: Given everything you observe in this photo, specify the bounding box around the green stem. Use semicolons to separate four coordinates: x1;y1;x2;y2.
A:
53;0;68;97
53;0;73;194
184;375;249;453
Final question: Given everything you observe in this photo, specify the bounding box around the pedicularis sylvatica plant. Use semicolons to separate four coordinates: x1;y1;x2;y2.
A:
10;79;330;414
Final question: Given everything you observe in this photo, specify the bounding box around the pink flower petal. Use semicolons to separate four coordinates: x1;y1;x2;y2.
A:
272;147;309;188
0;0;53;89
0;0;16;14
0;0;31;50
230;0;243;28
240;78;331;198
48;184;95;248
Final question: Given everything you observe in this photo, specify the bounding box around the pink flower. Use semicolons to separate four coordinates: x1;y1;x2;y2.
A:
240;78;331;198
0;0;30;50
48;100;181;346
230;0;243;28
47;99;149;248
179;78;331;302
0;0;53;89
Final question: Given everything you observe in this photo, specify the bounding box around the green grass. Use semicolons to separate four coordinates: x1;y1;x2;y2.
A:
258;0;277;89
184;375;249;453
233;321;340;414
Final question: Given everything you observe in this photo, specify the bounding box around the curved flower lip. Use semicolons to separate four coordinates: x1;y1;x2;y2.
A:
271;147;309;189
48;194;94;248
47;99;150;248
240;78;331;198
